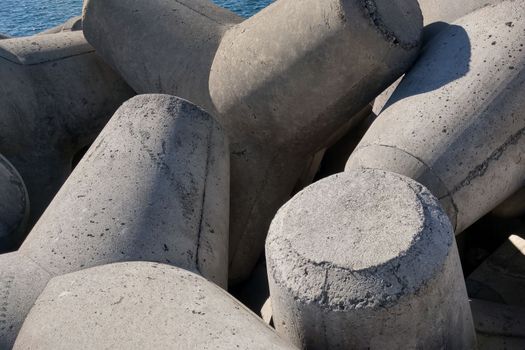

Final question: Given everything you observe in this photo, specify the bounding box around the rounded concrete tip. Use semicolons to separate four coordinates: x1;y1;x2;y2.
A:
351;0;423;49
13;262;295;349
267;169;452;310
266;169;476;348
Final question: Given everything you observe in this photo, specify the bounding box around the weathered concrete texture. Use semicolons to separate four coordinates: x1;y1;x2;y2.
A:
0;94;230;348
83;0;423;284
266;170;476;349
0;31;134;241
38;16;82;35
471;299;525;350
0;154;29;252
467;234;525;306
491;186;525;218
13;262;296;350
347;1;525;233
0;253;51;344
419;0;505;26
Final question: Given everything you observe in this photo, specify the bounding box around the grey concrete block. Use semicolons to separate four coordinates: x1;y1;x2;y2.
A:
266;170;476;349
0;31;135;240
0;154;28;252
419;0;505;26
37;16;82;35
0;94;229;348
13;262;296;349
83;0;423;284
347;1;525;233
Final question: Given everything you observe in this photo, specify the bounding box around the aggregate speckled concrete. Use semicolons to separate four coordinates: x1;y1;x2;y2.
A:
0;31;134;241
13;262;296;349
266;170;476;349
0;154;28;252
83;0;423;284
0;94;229;348
347;0;525;233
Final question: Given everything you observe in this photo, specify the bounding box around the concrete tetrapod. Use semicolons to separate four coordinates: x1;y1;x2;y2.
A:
266;170;476;349
347;0;525;233
0;94;229;348
13;262;296;349
419;0;505;27
37;16;82;35
0;31;134;239
83;0;423;283
0;154;29;252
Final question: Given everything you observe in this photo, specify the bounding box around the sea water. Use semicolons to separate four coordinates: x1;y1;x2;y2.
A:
0;0;274;37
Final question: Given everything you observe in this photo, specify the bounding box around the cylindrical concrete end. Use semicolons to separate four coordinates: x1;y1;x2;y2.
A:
266;169;476;349
13;262;296;349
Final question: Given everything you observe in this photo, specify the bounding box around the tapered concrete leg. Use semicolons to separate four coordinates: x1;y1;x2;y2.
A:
266;170;476;349
347;1;525;233
0;155;28;251
83;0;424;284
0;32;134;238
13;262;295;349
0;94;229;348
37;16;82;35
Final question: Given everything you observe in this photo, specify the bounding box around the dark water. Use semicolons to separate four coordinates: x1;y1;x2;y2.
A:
0;0;274;37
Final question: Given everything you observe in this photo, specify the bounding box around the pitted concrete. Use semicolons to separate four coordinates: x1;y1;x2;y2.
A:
0;94;230;348
13;262;296;349
0;31;134;243
266;170;476;349
347;1;525;233
83;0;423;284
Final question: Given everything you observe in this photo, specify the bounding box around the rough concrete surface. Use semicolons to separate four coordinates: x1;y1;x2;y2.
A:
0;94;230;348
266;169;476;349
83;0;424;284
347;1;525;233
13;262;297;349
0;31;134;241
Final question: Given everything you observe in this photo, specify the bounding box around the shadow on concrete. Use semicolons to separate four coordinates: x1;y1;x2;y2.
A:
382;22;471;111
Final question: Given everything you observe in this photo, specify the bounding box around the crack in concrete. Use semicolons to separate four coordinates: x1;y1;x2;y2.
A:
450;125;525;195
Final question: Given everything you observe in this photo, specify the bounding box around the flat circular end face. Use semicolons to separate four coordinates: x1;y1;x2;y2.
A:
289;170;424;269
267;169;453;309
0;155;28;240
353;0;423;49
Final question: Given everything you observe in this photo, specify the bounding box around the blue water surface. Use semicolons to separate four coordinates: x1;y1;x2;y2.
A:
0;0;274;37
